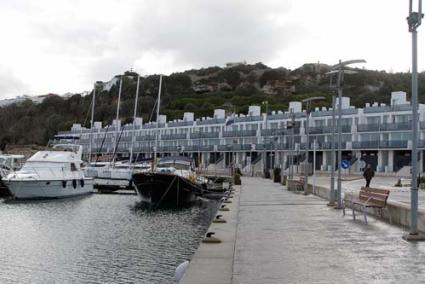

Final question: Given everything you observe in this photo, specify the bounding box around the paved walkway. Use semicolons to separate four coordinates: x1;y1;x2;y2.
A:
232;177;425;283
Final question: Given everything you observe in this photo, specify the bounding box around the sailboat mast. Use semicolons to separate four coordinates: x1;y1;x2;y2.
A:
88;84;96;163
154;75;163;169
112;76;123;166
129;76;141;165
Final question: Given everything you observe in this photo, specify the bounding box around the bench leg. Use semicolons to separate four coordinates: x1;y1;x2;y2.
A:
363;206;368;224
352;205;356;220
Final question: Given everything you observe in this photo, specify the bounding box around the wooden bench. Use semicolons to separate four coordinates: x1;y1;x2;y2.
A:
343;187;390;224
294;176;305;191
287;177;304;191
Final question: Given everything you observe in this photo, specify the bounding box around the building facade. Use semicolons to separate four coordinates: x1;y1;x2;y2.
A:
53;91;425;175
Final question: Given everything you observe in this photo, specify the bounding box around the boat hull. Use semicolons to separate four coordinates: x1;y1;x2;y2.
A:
0;179;11;197
132;172;203;208
85;168;134;192
3;178;94;199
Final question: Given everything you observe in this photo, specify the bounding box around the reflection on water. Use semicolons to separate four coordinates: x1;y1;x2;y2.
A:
0;194;217;283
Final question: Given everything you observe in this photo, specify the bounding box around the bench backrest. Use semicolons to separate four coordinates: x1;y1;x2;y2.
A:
359;187;390;207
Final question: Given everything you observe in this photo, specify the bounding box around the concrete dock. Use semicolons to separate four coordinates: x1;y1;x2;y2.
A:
182;177;425;283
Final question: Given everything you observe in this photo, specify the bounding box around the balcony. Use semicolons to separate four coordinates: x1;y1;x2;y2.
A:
364;104;411;113
196;118;226;126
261;129;285;136
200;145;214;151
167;121;194;127
161;133;187;140
321;142;347;149
136;135;156;141
123;125;142;130
119;136;132;142
379;140;408;148
352;141;380;149
223;130;257;137
217;144;252;151
142;123;165;129
380;122;411;131
94;137;112;143
234;116;262;123
311;108;358;117
190;132;220;139
357;124;380;132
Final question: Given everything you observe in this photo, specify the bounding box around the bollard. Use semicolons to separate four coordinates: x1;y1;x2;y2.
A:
212;214;227;223
219;204;230;211
202;232;222;243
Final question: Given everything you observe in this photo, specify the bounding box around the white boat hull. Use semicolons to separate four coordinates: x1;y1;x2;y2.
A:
4;178;94;199
85;167;134;190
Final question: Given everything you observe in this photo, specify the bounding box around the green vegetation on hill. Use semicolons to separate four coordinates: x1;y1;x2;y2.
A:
0;62;424;149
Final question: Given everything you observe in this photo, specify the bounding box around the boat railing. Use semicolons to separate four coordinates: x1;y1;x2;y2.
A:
14;166;81;180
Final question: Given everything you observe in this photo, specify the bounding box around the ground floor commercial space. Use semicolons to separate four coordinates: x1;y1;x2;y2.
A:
109;148;425;175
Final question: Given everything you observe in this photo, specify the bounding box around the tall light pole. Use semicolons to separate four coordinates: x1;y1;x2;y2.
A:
288;110;295;179
404;0;424;240
262;101;269;174
328;95;336;206
329;59;366;208
302;96;325;195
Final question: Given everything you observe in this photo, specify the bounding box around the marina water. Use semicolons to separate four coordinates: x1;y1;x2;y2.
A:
0;193;217;283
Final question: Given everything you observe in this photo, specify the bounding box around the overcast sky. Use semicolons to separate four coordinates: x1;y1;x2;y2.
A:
0;0;420;98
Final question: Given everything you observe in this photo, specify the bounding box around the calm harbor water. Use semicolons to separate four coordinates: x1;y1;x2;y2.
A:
0;193;217;283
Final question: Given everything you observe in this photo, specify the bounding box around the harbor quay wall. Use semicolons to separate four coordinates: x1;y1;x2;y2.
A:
180;185;241;284
310;183;425;233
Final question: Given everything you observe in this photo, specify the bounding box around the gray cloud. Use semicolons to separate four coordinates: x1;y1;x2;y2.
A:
121;0;299;67
2;0;370;96
20;0;300;86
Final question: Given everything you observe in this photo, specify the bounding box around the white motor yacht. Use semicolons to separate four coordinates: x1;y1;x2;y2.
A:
0;154;25;178
0;154;25;196
3;144;94;199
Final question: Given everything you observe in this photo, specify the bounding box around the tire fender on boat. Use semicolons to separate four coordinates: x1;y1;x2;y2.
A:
62;180;67;188
72;179;77;189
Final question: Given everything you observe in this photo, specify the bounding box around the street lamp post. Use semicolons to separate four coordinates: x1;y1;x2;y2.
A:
302;97;325;195
262;101;269;175
288;110;295;179
329;59;366;208
326;73;337;206
328;95;337;206
404;0;424;240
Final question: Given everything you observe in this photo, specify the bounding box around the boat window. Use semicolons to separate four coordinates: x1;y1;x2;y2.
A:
71;163;77;171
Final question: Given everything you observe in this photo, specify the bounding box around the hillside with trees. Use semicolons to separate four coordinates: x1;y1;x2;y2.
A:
0;62;423;149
